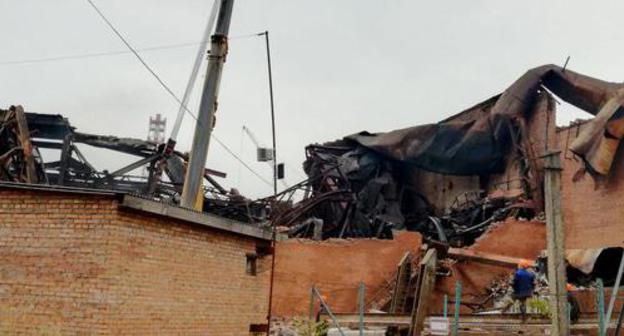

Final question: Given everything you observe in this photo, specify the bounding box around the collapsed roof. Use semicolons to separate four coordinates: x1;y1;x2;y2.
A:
3;64;623;240
0;107;267;222
275;64;624;243
345;64;624;177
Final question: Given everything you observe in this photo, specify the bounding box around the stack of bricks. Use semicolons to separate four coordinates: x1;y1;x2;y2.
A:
0;188;269;335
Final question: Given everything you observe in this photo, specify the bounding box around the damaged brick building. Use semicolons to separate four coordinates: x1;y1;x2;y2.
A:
268;64;624;334
3;63;624;334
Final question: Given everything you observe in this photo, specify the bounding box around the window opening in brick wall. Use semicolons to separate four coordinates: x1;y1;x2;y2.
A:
246;253;258;276
249;323;268;335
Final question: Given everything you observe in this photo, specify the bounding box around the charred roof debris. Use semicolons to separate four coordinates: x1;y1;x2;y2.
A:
282;142;525;245
2;64;623;245
271;64;624;247
3;64;623;243
0;105;267;223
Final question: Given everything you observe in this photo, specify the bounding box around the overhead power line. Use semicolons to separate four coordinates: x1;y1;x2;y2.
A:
84;0;271;188
0;34;259;67
0;41;202;66
85;0;195;119
212;136;272;186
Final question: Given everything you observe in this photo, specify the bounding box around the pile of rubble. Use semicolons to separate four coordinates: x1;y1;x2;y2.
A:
283;141;529;246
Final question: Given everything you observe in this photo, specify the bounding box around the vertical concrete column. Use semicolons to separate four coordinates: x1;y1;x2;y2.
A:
543;151;569;336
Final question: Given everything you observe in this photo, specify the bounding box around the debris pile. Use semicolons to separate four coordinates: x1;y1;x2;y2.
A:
284;142;529;246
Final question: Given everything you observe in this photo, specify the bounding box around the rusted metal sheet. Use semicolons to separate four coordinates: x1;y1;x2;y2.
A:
569;87;624;175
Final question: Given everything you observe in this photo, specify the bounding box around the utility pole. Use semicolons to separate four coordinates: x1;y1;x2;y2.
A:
259;31;277;196
181;0;235;210
543;151;569;336
259;31;279;336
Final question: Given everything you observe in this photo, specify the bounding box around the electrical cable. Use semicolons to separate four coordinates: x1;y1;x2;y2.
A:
212;135;272;186
0;42;202;66
85;0;199;123
0;34;261;66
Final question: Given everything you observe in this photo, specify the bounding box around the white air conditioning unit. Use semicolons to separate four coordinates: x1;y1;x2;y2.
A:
257;147;274;162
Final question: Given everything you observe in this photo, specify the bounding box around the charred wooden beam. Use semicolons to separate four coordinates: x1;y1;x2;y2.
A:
447;248;535;268
12;105;37;183
57;134;73;185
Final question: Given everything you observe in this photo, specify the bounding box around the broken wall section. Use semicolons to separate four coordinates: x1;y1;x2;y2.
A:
271;232;422;317
433;218;546;313
486;91;558;208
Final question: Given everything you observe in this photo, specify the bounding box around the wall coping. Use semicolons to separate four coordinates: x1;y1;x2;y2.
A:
120;195;272;241
0;182;272;241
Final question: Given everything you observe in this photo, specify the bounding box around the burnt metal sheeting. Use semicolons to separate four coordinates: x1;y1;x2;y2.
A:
569;87;624;175
279;141;523;242
345;64;624;176
73;132;158;157
25;113;73;140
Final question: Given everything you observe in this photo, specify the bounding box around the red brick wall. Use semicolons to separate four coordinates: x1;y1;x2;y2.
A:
559;123;624;249
271;232;422;317
433;218;546;313
0;189;269;335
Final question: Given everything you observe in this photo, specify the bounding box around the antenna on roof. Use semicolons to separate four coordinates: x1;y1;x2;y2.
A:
562;56;571;72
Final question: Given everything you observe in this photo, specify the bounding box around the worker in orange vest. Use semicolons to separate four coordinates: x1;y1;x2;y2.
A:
567;283;580;323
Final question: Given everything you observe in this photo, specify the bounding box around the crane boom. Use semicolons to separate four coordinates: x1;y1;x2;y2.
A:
146;0;220;196
181;0;235;210
242;126;263;148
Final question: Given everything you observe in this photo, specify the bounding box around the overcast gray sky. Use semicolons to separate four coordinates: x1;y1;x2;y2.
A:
1;0;623;198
